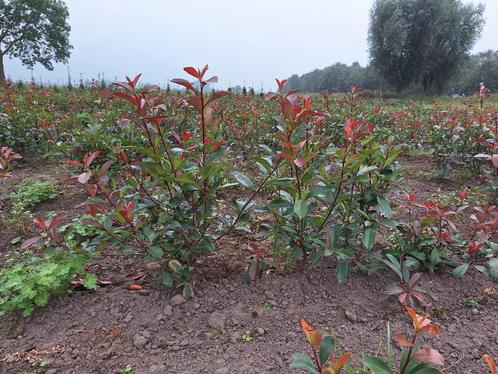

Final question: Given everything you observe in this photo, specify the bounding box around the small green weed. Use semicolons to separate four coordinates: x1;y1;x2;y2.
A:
466;298;479;309
0;248;95;317
241;331;253;343
9;179;57;214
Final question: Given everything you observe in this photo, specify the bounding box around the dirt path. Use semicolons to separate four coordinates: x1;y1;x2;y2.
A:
0;262;496;374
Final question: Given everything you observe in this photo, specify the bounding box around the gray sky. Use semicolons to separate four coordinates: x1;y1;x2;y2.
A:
4;0;498;89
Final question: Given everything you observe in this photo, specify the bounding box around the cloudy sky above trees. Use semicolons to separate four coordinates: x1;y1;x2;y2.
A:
5;0;497;89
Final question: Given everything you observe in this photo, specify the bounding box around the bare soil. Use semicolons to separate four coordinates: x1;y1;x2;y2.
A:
0;156;497;374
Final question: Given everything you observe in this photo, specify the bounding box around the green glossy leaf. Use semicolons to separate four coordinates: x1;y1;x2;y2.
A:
362;228;375;250
290;352;319;373
156;271;173;288
357;165;378;176
148;246;164;260
408;363;440;374
294;199;310;220
452;263;469;279
364;357;392;374
268;199;293;210
336;261;351;283
377;196;393;218
254;156;273;173
319;336;335;365
488;258;498;279
231;171;253;188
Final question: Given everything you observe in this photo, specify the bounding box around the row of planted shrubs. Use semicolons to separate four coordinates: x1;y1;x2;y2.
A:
0;66;497;317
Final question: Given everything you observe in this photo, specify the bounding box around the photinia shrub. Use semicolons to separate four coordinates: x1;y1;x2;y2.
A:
393;192;498;279
67;66;233;297
364;306;444;374
290;318;350;374
291;307;444;374
254;81;400;281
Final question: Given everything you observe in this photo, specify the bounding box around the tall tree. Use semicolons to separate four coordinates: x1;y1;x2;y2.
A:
368;0;484;92
0;0;72;81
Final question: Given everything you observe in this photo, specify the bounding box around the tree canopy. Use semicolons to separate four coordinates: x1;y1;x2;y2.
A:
286;62;385;93
368;0;484;92
450;50;498;94
0;0;72;81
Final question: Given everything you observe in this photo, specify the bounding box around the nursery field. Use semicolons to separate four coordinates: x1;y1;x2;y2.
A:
0;68;497;374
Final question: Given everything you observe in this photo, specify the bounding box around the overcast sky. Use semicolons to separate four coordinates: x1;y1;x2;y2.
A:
4;0;498;89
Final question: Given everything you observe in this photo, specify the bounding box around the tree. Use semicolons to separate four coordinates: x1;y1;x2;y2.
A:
451;50;498;94
368;0;484;92
0;0;72;81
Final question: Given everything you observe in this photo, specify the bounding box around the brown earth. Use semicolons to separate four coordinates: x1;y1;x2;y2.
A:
0;156;497;374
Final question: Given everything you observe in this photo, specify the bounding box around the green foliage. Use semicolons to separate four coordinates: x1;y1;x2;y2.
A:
0;248;94;317
369;0;484;92
286;62;385;93
8;178;57;214
59;216;100;242
450;50;498;94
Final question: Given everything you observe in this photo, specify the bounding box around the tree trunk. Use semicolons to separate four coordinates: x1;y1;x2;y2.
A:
422;75;429;92
422;74;435;92
0;54;5;82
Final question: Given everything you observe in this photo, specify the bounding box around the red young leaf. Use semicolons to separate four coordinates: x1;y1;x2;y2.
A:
97;160;114;177
83;151;101;168
78;171;92;184
118;150;128;163
344;119;356;140
187;96;203;112
294;158;306;168
66;160;83;167
419;324;441;335
332;352;351;373
207;90;230;105
127;73;142;89
210;140;223;152
200;64;209;79
113;91;139;107
414;348;444;366
275;78;287;91
408;272;422;289
86;184;98;197
399;292;409;305
183;67;199;78
205;76;218;83
33;218;46;231
394;333;413;348
48;213;66;231
483;354;497;374
21;236;41;250
171;78;194;91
